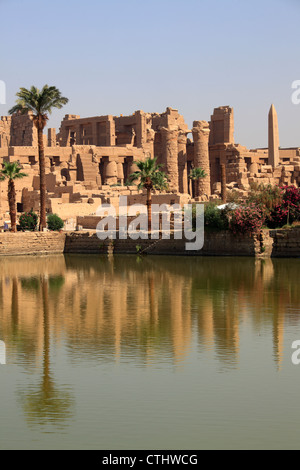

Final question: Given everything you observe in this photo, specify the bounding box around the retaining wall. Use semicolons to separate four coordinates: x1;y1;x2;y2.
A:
0;228;297;258
270;227;300;258
0;232;66;256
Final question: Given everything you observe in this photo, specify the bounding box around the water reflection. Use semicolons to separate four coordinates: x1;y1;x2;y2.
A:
18;275;74;429
0;256;299;367
0;255;299;430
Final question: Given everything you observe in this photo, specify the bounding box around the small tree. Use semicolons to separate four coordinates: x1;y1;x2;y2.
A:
189;168;207;198
19;210;38;232
47;214;64;231
230;204;266;235
221;164;227;203
9;86;69;231
0;162;27;232
129;157;168;231
267;185;300;228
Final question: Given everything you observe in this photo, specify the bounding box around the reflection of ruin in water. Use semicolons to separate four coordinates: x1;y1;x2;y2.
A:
0;255;299;372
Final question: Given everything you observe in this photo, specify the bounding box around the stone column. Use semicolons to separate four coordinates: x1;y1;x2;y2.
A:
146;127;155;160
92;121;98;146
48;128;56;147
117;162;124;185
178;132;188;194
104;160;118;185
76;125;82;145
107;117;116;146
160;126;179;192
192;121;211;197
127;160;139;178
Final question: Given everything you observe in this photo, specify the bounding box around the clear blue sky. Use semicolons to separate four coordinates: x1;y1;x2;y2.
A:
0;0;299;148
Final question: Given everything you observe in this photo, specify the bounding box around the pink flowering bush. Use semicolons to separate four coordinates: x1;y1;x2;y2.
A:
267;186;300;228
229;204;266;235
19;210;38;231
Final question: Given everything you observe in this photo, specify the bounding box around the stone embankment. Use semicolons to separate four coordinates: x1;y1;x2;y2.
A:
0;228;297;258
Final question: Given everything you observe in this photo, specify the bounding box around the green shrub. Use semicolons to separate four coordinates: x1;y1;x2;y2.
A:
247;183;283;216
47;213;64;231
19;210;38;231
204;203;229;231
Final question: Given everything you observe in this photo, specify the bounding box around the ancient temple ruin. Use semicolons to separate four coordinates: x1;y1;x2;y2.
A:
0;104;299;227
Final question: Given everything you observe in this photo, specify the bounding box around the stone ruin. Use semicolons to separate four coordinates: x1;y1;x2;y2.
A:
203;105;300;198
0;104;299;229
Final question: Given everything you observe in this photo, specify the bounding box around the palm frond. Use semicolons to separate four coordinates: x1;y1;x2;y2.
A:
9;85;69;119
0;161;28;180
128;157;168;191
189;167;207;180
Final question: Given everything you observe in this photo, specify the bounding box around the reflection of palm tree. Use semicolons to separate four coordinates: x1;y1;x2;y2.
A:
11;277;19;332
19;275;74;428
148;274;156;322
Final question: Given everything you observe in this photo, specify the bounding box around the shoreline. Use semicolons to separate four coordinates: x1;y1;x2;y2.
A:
0;227;298;258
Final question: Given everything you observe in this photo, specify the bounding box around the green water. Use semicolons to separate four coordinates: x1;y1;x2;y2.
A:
0;254;299;450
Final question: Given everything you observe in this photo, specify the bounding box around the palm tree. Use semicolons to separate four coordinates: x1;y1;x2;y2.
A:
9;86;69;230
189;167;207;198
129;157;168;231
0;162;27;232
221;163;227;203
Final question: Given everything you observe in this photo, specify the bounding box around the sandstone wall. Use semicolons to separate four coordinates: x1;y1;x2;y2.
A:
0;228;297;258
270;227;300;258
0;232;66;256
65;231;262;256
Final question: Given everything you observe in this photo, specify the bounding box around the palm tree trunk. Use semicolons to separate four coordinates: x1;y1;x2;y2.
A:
38;126;47;231
8;179;17;232
221;164;227;203
147;188;152;233
194;180;197;198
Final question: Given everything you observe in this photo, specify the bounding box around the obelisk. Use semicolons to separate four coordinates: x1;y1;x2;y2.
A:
268;104;280;168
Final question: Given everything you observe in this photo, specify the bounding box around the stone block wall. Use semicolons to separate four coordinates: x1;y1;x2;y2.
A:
64;230;262;257
10;114;38;147
0;232;66;256
270;227;300;257
0;228;296;258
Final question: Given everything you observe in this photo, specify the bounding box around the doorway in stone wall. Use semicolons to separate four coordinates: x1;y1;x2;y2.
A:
123;160;129;184
99;161;105;185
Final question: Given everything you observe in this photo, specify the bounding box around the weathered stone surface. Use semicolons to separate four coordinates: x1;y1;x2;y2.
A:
178;132;188;194
192;121;211;197
0;232;66;256
160;126;179;192
269;104;280;168
0;104;298;224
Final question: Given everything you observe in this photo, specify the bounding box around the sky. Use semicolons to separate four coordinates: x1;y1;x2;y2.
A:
0;0;300;149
